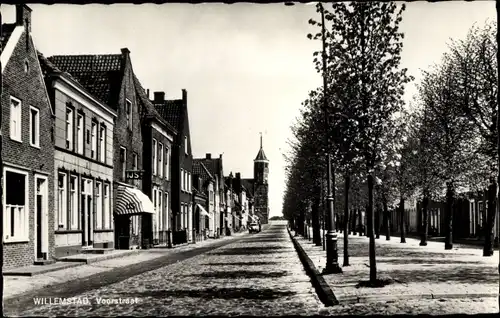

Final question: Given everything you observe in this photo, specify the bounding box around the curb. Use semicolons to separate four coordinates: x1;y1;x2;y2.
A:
287;227;339;307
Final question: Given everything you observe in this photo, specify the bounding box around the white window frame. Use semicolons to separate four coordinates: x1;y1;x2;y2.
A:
184;136;188;154
95;181;103;230
66;108;73;150
152;139;157;175
165;192;169;230
120;147;127;180
10;96;22;142
100;125;106;163
188;172;191;193
3;167;29;243
58;172;67;229
181;169;184;191
104;183;110;229
91;121;98;160
77;113;84;155
159;143;164;178
29;106;40;148
165;147;170;180
132;153;138;171
69;175;78;230
126;99;132;130
158;190;163;231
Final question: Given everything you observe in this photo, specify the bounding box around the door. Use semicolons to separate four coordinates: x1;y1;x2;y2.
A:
35;176;48;260
81;194;86;246
81;179;93;247
115;215;130;249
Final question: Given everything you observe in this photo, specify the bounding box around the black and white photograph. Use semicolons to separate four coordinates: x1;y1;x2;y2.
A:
0;1;499;316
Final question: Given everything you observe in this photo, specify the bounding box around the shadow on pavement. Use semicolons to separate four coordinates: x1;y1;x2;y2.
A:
378;265;498;284
202;261;279;266
117;287;296;300
190;270;287;279
209;246;289;256
377;258;482;265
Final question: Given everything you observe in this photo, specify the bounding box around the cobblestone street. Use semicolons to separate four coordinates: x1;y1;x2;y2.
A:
4;223;323;316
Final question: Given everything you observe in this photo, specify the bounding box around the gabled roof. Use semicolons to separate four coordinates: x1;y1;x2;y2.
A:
133;75;177;135
155;99;183;132
1;23;16;49
47;53;124;108
193;159;214;182
195;158;223;180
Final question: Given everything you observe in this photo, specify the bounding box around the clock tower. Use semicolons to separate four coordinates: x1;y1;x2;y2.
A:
253;133;269;224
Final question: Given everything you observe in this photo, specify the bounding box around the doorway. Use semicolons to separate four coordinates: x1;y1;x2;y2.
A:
115;215;131;249
81;178;93;247
34;175;48;260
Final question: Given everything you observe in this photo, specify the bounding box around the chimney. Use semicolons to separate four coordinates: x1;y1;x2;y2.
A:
219;154;223;159
120;48;130;56
16;5;32;32
182;89;187;104
154;92;165;103
146;89;150;99
236;172;241;180
206;153;212;159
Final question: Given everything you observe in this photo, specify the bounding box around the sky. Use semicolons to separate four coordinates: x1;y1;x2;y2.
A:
1;2;496;218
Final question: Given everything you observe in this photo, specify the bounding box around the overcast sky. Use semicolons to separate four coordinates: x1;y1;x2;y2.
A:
1;2;495;218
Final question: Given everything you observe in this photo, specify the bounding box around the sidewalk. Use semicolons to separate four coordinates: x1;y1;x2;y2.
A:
3;231;248;299
290;229;499;305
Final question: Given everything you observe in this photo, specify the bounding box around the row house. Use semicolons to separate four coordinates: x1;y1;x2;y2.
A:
192;159;215;238
193;153;226;237
241;178;256;224
154;90;194;245
48;48;156;250
39;54;116;257
232;172;250;230
224;173;235;234
1;5;55;268
134;78;177;247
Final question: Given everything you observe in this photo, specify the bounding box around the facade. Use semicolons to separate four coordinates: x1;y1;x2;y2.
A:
1;5;55;268
134;79;176;246
192;159;215;237
194;153;225;237
40;54;117;257
154;90;194;244
48;48;155;250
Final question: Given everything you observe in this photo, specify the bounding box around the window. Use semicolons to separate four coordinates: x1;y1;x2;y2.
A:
126;99;132;129
69;176;78;230
77;114;84;155
188;172;191;193
29;106;40;147
181;169;184;191
165;192;169;230
165;147;170;180
184;136;188;154
103;184;110;229
120;147;127;180
58;173;67;228
96;182;103;229
66;108;73;149
100;125;106;163
10;97;22;142
132;153;138;171
152;139;157;175
153;188;158;237
91;121;97;160
4;169;29;242
159;143;164;178
158;190;163;230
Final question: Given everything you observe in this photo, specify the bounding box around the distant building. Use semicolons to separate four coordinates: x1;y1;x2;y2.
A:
1;5;55;268
192;159;215;238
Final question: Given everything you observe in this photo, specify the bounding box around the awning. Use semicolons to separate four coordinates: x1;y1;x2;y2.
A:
115;186;155;215
197;204;212;219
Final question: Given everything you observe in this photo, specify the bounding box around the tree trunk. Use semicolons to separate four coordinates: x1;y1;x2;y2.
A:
400;197;406;243
383;198;390;240
445;181;454;250
367;174;377;283
358;208;363;236
312;190;322;246
298;209;305;236
420;194;429;246
375;204;381;239
483;178;497;256
365;205;370;237
343;175;350;267
351;208;356;235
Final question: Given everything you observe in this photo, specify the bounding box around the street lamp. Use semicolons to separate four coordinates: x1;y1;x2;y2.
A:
316;1;343;274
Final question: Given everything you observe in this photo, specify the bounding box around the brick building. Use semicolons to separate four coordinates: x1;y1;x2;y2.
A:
154;91;194;244
48;48;155;250
1;5;55;268
39;53;117;257
134;79;176;246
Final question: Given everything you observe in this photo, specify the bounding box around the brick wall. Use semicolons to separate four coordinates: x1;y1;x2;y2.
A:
1;28;55;269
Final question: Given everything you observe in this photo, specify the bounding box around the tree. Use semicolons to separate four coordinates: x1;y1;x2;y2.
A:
327;2;412;284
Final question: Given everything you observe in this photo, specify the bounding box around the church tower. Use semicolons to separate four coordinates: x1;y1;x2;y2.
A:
253;133;269;224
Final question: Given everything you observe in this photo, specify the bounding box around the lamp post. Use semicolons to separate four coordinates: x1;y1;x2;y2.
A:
318;2;342;274
496;0;500;311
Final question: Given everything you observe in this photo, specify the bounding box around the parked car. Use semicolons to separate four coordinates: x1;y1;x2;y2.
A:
249;223;260;233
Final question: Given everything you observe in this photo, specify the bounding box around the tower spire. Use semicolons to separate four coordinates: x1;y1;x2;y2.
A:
260;132;263;149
